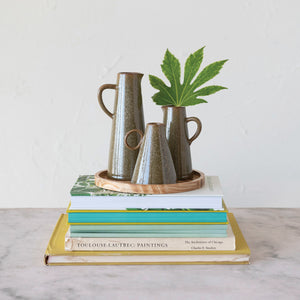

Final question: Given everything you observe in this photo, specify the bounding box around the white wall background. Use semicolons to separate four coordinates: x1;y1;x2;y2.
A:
1;0;299;208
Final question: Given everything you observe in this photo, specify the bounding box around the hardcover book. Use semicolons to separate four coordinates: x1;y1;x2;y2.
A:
70;175;224;210
65;223;234;250
70;224;229;233
44;213;250;265
67;208;228;224
68;229;228;238
67;232;228;238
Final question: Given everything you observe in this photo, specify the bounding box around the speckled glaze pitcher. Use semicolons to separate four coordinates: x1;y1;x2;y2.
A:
98;72;145;180
125;123;177;184
162;106;202;180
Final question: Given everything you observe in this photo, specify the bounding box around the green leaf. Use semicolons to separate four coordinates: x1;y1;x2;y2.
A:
161;49;181;105
149;74;168;90
152;92;174;106
191;60;228;91
195;85;227;96
179;47;205;106
183;47;204;84
149;48;228;107
181;96;207;106
149;75;176;105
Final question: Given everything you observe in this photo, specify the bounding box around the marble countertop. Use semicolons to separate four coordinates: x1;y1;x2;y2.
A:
0;208;299;300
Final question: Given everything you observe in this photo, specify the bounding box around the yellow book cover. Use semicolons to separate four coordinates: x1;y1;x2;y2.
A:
44;213;250;265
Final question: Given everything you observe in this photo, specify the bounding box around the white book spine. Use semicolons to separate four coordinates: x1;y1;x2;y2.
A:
65;234;235;251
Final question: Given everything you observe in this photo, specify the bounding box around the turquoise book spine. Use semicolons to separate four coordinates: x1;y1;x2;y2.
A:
67;212;227;224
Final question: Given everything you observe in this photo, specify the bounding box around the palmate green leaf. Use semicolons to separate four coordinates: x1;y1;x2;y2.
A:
152;92;174;106
195;85;227;96
149;75;176;105
149;48;228;107
161;49;181;105
149;76;175;106
181;97;207;107
190;60;228;91
181;86;225;106
183;47;204;86
179;47;205;105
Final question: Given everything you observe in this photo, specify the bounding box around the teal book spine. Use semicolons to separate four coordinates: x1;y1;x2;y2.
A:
67;212;227;224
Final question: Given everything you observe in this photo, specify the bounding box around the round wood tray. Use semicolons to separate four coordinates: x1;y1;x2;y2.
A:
94;170;205;194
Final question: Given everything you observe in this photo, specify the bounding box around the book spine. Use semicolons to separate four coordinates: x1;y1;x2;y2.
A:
70;196;223;210
70;224;228;232
65;236;235;251
67;212;227;223
69;232;228;238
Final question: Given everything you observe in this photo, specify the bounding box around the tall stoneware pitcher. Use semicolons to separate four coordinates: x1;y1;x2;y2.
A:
98;72;145;180
162;106;202;180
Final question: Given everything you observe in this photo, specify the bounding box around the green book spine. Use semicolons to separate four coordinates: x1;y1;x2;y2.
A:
68;212;227;224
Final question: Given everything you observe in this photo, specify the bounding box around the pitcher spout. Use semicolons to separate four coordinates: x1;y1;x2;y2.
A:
118;72;144;78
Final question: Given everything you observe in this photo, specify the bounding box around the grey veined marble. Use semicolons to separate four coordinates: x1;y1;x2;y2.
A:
0;208;300;300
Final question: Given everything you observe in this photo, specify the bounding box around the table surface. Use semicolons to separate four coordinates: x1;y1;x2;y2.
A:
0;208;299;300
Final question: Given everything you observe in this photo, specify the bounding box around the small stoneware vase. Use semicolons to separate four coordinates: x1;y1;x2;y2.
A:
98;72;145;181
162;106;202;180
124;123;177;185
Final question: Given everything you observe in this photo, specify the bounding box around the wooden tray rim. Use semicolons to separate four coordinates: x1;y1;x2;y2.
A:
94;170;205;194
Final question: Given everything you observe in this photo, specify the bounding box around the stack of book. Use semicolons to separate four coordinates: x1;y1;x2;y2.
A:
44;175;250;265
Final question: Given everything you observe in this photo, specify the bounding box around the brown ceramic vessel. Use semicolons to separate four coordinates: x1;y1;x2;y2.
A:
125;123;177;185
98;72;145;181
162;106;202;180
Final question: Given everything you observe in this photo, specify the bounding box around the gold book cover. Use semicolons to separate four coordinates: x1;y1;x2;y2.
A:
44;213;250;265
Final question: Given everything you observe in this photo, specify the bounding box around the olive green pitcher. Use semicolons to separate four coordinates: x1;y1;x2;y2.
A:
125;123;177;185
98;72;145;180
162;106;202;180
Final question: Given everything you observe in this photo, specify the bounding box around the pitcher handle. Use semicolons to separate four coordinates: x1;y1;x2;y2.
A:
97;84;116;119
186;117;202;145
124;129;144;150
